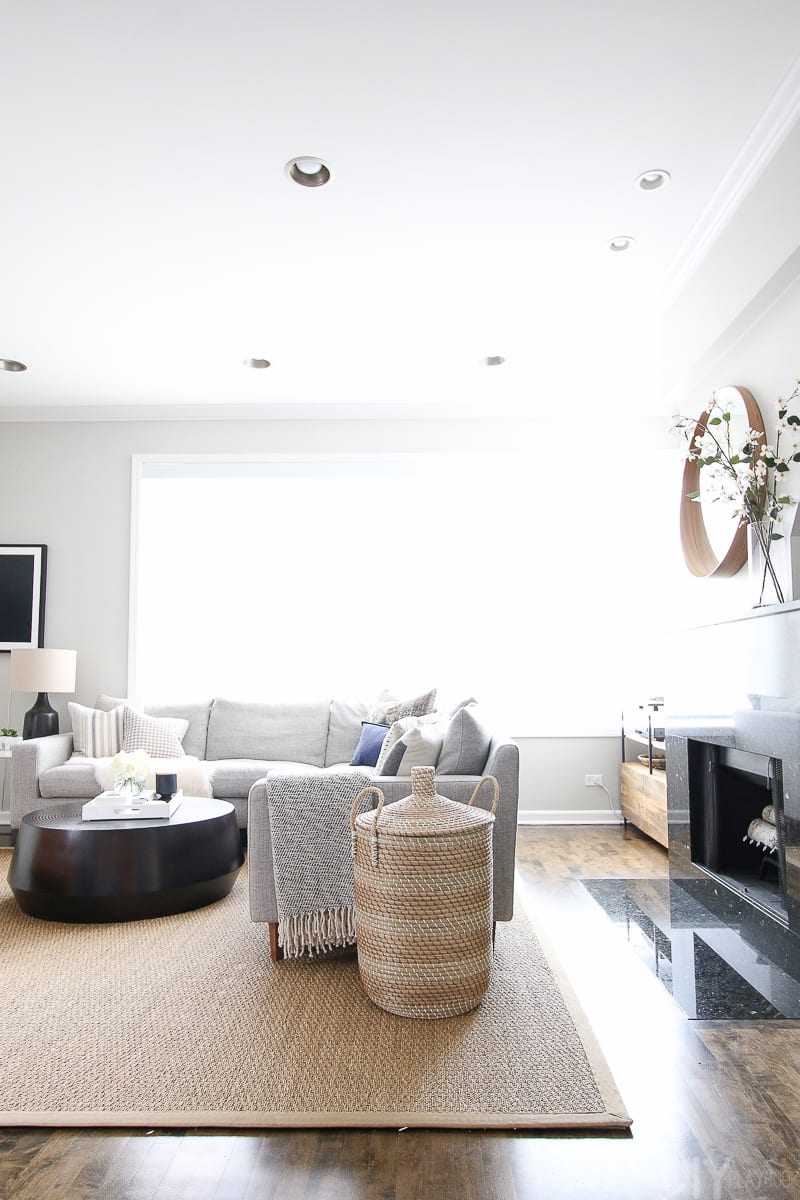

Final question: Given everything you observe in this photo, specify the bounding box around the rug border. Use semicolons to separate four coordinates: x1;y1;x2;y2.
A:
0;851;631;1131
513;885;632;1130
0;1109;629;1130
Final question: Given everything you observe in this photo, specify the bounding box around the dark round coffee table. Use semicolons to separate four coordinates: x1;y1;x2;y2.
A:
8;799;244;922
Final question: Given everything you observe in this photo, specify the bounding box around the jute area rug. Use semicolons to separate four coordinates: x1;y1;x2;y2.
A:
0;850;630;1130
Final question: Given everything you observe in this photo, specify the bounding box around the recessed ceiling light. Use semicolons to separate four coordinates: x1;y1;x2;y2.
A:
0;359;27;372
243;358;271;369
285;156;332;188
635;168;670;191
483;355;506;366
609;236;635;252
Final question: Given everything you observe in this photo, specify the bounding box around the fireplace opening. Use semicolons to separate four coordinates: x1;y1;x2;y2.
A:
690;745;787;924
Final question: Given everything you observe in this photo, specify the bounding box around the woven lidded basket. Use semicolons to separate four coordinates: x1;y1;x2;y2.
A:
349;765;499;1019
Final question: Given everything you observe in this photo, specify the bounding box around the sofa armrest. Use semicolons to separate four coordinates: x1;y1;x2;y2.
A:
11;733;74;829
247;778;278;922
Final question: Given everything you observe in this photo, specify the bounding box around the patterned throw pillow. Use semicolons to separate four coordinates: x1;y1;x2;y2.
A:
69;702;125;758
367;688;437;725
121;706;188;758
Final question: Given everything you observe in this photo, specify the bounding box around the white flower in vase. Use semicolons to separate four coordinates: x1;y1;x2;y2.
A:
110;749;151;795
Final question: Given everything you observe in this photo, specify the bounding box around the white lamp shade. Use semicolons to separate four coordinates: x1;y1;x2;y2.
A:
10;648;77;694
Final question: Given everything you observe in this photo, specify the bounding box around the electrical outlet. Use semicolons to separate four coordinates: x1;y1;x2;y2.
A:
584;774;604;787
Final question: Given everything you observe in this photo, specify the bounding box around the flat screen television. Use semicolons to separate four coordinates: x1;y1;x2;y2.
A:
0;545;47;651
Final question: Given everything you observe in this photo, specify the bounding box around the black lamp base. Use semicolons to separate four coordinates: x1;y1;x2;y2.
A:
23;693;59;740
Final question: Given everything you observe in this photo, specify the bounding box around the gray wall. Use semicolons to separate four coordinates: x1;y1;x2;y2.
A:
0;415;633;820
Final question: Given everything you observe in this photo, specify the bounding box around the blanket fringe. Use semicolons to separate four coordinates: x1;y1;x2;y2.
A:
278;907;357;959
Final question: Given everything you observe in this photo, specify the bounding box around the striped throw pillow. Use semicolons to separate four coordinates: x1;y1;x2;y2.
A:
122;706;187;758
69;702;125;758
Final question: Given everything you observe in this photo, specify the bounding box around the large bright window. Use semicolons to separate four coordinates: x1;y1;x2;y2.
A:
130;450;690;733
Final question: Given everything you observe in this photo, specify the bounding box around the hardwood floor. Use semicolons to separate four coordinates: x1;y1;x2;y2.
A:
2;825;799;1199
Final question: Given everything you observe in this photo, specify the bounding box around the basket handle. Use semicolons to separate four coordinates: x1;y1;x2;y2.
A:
349;785;385;867
468;774;499;815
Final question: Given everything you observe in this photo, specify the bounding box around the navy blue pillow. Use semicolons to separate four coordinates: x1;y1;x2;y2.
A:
350;721;390;767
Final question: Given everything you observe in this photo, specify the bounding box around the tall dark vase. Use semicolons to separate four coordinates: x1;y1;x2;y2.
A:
23;693;59;739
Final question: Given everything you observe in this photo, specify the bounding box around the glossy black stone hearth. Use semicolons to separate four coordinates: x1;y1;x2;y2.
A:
582;877;800;1019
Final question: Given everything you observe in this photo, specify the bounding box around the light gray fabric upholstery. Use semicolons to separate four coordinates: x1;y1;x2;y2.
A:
248;778;278;919
324;697;370;766
211;759;325;799
10;734;74;828
205;698;330;765
12;702;519;924
247;736;520;924
39;758;100;799
437;704;492;775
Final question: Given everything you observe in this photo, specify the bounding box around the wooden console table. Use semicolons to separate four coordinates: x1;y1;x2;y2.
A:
619;761;668;848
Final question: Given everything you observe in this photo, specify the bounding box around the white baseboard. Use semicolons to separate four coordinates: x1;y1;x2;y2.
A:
518;808;624;825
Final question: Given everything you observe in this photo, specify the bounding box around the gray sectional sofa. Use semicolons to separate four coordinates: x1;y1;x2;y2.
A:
9;694;520;921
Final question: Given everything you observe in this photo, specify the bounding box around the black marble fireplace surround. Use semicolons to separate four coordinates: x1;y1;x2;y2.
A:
661;601;800;1018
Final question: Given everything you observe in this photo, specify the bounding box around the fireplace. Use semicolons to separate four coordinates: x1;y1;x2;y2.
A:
661;603;800;1011
687;741;786;924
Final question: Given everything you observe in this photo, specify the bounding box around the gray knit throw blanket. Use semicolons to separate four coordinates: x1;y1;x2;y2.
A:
266;772;373;958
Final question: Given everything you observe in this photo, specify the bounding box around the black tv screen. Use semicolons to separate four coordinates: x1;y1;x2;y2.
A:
0;545;47;651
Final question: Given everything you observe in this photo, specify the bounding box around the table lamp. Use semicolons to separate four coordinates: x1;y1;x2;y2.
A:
10;648;78;739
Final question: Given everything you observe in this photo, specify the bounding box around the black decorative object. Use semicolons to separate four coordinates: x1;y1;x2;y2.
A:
0;545;47;651
23;694;59;740
155;772;178;800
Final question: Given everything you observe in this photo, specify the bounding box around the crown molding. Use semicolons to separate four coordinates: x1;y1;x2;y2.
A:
0;400;514;423
662;51;800;306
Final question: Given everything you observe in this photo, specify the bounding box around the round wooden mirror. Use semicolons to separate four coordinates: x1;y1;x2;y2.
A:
679;385;765;578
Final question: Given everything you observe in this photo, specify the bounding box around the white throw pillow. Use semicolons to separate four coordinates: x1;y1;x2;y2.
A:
69;702;125;758
374;712;444;773
378;721;447;776
121;706;188;758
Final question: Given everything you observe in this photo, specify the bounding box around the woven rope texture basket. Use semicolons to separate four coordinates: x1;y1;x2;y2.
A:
350;765;498;1019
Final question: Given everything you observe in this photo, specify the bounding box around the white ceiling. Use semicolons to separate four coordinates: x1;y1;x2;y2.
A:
2;1;800;419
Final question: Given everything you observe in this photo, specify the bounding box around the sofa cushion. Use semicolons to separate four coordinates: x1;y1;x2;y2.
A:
39;759;100;799
211;759;370;798
210;760;288;799
437;705;491;775
145;702;212;759
325;697;370;766
69;702;124;758
96;695;213;760
205;699;330;766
